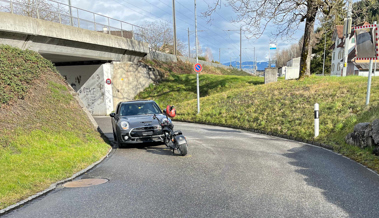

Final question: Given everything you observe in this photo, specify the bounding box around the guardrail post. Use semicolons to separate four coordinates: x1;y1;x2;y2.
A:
93;14;96;31
108;17;110;34
10;0;14;14
314;103;319;138
77;9;80;28
36;0;40;19
132;26;134;40
121;22;123;38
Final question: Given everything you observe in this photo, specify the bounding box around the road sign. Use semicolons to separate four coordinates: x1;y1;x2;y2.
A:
194;63;202;73
105;78;111;85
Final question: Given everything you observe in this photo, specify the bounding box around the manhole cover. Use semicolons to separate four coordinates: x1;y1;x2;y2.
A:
63;179;108;188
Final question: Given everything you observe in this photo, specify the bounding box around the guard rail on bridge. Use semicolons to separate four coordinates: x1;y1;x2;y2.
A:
0;0;144;41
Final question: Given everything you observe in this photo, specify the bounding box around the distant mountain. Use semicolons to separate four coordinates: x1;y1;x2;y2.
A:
223;61;272;71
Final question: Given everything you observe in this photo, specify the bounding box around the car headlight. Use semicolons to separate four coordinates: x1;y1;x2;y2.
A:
120;121;129;130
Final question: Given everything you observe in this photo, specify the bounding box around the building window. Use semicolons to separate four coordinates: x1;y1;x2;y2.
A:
337;64;340;71
333;52;335;60
332;64;335;72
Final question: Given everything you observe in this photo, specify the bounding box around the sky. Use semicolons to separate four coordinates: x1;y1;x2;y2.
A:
61;0;306;64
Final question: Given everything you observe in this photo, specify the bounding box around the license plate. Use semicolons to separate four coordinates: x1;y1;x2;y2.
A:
142;131;153;136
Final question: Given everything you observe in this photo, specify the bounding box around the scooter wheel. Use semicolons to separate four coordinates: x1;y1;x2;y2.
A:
178;143;188;156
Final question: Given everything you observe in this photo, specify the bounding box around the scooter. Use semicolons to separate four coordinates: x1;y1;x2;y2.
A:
153;105;188;156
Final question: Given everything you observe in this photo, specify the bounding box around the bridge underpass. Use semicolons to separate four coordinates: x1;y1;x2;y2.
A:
0;12;163;115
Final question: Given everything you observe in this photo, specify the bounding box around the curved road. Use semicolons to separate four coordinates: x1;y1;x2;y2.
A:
4;117;379;217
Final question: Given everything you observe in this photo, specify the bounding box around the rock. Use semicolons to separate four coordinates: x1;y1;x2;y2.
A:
373;147;379;156
346;122;373;148
354;122;371;132
372;119;379;145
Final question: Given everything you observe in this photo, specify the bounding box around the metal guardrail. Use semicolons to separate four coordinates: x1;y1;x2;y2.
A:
0;0;144;41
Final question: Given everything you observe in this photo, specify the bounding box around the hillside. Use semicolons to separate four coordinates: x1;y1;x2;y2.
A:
0;45;110;210
137;72;379;172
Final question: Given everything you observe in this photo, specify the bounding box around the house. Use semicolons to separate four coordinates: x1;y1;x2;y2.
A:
330;22;377;77
330;25;358;76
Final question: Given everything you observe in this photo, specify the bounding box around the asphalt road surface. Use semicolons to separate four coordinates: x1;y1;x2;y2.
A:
4;116;379;217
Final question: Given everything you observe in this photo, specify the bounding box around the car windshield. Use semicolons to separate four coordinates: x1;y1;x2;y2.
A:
120;102;161;116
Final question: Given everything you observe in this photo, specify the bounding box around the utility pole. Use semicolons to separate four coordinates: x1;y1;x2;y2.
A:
68;0;73;26
225;26;243;70
194;0;200;114
342;0;353;77
240;26;242;70
172;0;177;56
322;29;327;76
188;28;190;57
254;47;256;74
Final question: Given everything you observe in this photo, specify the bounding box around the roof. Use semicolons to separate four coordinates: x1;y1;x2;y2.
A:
121;100;155;104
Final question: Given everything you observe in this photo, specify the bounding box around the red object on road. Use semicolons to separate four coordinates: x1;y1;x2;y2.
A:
166;105;176;118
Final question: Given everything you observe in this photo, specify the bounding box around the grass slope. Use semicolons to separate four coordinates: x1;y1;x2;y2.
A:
138;73;379;172
0;45;110;209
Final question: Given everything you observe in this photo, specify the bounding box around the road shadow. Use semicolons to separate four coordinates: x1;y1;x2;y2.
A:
203;128;242;133
144;146;177;156
96;126;114;148
283;146;379;217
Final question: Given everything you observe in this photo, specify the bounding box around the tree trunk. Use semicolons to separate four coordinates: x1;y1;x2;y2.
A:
299;2;318;79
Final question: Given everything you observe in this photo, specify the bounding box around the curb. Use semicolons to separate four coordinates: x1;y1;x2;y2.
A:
0;82;114;216
175;120;379;176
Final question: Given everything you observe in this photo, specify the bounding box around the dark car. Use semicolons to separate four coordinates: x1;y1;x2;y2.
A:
110;100;169;147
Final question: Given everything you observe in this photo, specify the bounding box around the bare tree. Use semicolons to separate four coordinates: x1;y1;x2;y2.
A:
136;21;186;55
204;0;337;79
1;0;70;23
205;47;214;61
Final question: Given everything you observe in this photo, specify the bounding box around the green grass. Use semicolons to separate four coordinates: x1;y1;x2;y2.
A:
0;46;110;209
136;74;263;107
0;45;57;107
138;74;379;172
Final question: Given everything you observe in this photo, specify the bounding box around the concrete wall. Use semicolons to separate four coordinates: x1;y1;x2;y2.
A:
278;66;287;77
264;68;278;84
146;50;230;69
77;64;114;116
287;57;300;68
56;65;102;91
285;67;300;80
111;62;163;110
358;71;379;77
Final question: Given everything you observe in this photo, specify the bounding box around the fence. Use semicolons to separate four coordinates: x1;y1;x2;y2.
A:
0;0;144;41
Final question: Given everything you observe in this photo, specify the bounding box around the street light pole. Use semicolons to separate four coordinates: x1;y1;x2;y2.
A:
172;0;177;56
188;27;190;57
240;26;242;70
68;0;73;26
194;0;200;114
322;29;327;76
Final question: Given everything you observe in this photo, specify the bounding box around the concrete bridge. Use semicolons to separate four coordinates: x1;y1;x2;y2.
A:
0;10;229;115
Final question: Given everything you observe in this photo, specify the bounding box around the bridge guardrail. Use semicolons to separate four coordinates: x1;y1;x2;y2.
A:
0;0;144;41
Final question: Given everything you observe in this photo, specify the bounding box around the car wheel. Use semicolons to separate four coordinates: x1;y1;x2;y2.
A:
114;130;123;148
